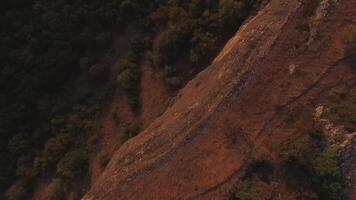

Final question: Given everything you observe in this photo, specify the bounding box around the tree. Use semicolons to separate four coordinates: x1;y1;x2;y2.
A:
56;150;88;178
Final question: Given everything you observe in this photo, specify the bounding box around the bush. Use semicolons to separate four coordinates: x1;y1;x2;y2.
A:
86;133;100;153
330;96;356;132
96;151;110;167
153;26;190;67
218;0;249;31
277;134;319;167
47;178;64;200
5;180;28;200
163;76;183;90
67;191;78;200
117;121;142;144
244;159;274;183
41;134;72;170
233;180;262;200
116;63;140;112
276;132;345;200
312;146;344;200
190;32;216;63
56;150;88;178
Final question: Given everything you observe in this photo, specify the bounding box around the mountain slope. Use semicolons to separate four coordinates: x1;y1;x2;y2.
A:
84;0;356;199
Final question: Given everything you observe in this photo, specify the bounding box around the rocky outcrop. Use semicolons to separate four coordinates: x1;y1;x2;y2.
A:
83;0;356;199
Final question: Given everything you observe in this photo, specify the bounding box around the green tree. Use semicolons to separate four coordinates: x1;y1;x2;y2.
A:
57;150;88;178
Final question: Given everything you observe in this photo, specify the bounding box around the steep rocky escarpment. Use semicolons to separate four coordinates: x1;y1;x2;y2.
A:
84;0;356;199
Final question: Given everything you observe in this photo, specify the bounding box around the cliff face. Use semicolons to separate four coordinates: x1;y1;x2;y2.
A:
84;0;356;199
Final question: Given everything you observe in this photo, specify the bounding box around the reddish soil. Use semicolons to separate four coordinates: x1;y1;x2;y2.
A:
83;0;356;199
88;157;105;189
140;62;171;128
89;62;172;186
100;91;134;154
88;91;133;187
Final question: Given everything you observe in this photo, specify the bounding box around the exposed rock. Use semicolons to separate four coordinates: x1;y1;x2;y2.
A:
83;0;356;199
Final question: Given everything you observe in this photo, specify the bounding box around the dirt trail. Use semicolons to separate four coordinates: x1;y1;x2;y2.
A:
83;0;356;199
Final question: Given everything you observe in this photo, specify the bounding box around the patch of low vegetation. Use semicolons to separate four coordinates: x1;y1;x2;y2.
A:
117;36;150;112
330;95;356;132
96;151;110;167
232;179;263;200
56;150;88;178
230;159;273;200
117;121;143;145
243;159;274;183
47;178;64;200
276;130;345;200
148;0;254;89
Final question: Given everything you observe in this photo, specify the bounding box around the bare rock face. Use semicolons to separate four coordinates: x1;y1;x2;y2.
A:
83;0;356;199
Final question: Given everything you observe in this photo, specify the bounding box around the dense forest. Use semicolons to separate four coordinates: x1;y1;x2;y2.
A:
0;0;257;199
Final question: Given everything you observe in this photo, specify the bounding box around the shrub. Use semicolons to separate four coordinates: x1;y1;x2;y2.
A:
329;96;356;132
56;150;88;178
128;36;151;63
118;121;142;144
218;0;249;31
67;191;78;200
276;132;345;200
230;158;273;200
47;178;64;200
86;133;100;153
5;180;28;200
244;159;274;183
116;64;140;112
233;180;262;200
277;134;319;167
41;134;72;169
190;32;216;63
124;121;142;139
311;146;344;200
96;151;110;167
153;26;190;67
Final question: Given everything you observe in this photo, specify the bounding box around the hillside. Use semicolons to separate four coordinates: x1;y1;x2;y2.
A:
1;0;261;199
1;0;356;199
83;0;356;199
